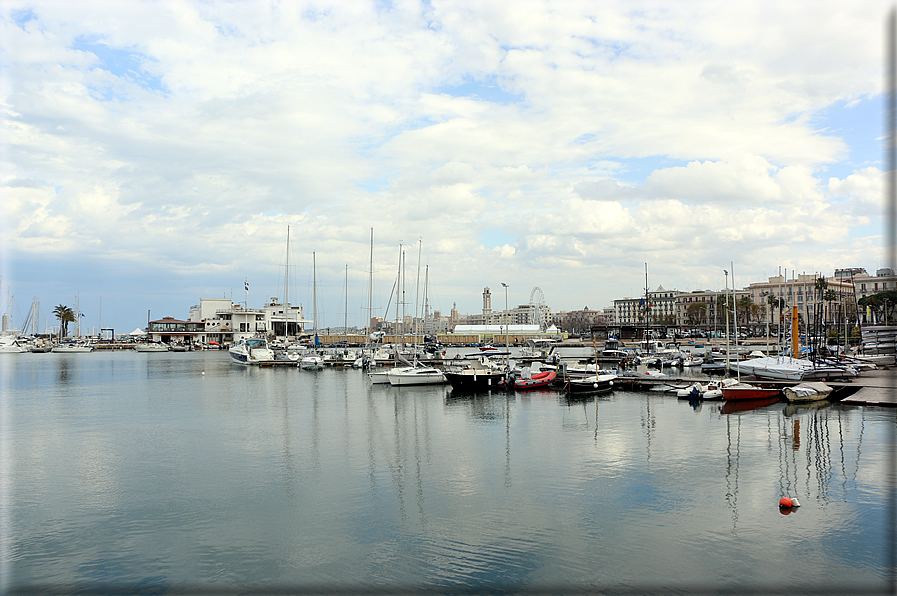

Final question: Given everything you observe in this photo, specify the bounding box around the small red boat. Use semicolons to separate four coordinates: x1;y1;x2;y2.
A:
721;382;781;401
500;370;557;390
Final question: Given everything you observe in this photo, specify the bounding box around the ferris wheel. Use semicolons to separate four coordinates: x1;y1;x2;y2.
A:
529;286;546;329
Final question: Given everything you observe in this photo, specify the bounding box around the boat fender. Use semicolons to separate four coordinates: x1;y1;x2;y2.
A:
789;497;800;507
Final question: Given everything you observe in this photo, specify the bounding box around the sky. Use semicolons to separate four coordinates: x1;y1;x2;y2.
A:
0;0;891;335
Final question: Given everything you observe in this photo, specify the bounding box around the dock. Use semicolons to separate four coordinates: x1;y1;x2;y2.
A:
839;368;897;407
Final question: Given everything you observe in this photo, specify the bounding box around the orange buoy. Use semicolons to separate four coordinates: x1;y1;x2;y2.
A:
779;497;793;508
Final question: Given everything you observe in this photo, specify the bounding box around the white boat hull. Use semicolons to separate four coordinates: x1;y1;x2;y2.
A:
387;367;447;386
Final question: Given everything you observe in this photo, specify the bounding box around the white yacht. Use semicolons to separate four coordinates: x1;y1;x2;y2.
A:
51;341;94;353
229;338;275;365
0;335;27;353
387;365;447;386
134;341;170;352
299;354;325;370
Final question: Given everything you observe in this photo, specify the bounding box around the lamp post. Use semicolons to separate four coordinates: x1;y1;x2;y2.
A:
501;283;509;366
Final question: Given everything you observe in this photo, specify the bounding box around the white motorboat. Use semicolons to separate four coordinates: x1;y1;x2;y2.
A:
0;335;27;353
229;338;275;365
51;341;94;353
134;341;170;352
387;366;447;386
677;378;739;400
299;354;325;370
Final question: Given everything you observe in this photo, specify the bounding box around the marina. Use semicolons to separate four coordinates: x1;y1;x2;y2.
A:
2;349;894;594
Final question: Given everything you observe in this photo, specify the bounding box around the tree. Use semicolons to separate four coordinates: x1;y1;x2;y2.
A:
858;291;897;325
767;294;786;330
686;302;707;325
823;289;837;325
737;296;754;325
53;304;75;338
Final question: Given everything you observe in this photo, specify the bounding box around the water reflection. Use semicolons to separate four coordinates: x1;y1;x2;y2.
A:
5;354;893;592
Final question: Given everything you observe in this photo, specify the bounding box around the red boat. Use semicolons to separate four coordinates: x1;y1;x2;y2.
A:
721;396;781;414
721;382;781;401
500;370;557;390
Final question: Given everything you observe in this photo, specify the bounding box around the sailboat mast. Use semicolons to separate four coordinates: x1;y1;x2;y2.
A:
414;239;422;343
395;243;402;348
285;226;290;307
312;252;317;334
344;263;348;344
367;228;373;336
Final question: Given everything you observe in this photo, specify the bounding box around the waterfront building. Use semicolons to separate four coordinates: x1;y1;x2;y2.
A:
147;317;206;344
615;286;678;327
180;296;309;345
746;273;854;331
854;268;897;324
675;290;720;329
553;307;605;335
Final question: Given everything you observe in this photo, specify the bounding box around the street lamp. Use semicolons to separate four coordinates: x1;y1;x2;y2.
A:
501;283;509;364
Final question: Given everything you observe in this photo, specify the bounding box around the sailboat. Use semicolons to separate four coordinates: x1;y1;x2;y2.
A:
387;240;446;386
370;243;404;384
299;252;325;370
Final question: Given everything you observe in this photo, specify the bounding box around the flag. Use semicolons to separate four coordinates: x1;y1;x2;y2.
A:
245;280;249;292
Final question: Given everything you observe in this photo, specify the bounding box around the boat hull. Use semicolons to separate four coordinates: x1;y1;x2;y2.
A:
566;374;616;394
501;371;557;391
445;371;506;392
783;382;833;403
721;386;781;401
387;368;447;386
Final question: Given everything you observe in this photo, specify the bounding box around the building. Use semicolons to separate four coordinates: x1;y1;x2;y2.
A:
161;296;311;345
615;285;678;327
746;274;855;330
854;268;897;324
553;307;606;334
147;317;206;344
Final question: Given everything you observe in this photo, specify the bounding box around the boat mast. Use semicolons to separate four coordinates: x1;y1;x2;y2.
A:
366;228;373;337
644;263;649;351
414;238;422;351
312;252;317;339
724;269;730;376
344;263;349;346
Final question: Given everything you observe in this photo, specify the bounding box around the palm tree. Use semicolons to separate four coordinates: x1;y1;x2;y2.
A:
823;289;837;326
766;294;786;332
53;304;75;338
737;296;753;326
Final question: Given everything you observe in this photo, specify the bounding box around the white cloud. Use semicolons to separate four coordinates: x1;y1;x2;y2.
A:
0;0;890;327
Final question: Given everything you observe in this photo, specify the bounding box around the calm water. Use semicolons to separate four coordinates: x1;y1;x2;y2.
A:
1;350;894;594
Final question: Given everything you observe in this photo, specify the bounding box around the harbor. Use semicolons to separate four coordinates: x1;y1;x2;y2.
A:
3;348;893;594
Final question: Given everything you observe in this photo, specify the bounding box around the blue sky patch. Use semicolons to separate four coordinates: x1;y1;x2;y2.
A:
811;95;882;178
436;76;523;105
12;8;36;27
614;155;691;186
72;37;168;98
480;228;515;249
